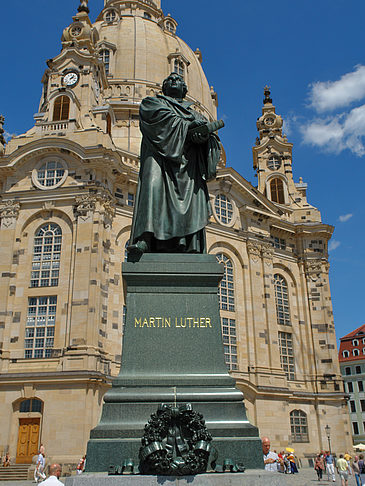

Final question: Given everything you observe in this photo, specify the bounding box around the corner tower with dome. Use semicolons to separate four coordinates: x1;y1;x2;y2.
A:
0;0;351;470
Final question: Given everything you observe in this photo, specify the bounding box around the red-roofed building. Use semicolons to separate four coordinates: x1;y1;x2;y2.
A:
339;324;365;444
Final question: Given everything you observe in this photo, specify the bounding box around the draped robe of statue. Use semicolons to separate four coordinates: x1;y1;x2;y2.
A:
130;94;221;253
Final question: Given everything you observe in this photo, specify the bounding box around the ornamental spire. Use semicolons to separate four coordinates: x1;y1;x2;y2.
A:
0;115;6;155
78;0;89;14
263;85;272;105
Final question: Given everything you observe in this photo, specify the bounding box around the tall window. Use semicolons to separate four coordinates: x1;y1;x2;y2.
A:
222;317;237;371
216;254;235;311
99;49;110;75
274;274;290;326
270;178;285;204
31;224;62;288
215;194;233;225
290;410;308;442
173;59;184;78
25;296;57;359
53;96;70;121
279;331;295;380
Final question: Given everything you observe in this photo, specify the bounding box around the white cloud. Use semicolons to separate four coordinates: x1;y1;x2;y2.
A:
309;65;365;113
4;131;16;142
338;213;353;223
301;104;365;156
329;240;341;251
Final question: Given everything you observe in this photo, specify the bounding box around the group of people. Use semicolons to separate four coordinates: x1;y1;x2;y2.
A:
314;451;365;486
262;437;299;474
35;445;86;484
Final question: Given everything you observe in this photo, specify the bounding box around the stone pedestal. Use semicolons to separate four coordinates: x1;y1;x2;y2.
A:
86;254;262;471
66;471;289;486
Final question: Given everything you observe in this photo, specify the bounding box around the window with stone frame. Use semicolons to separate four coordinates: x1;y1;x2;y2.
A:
19;398;43;413
24;296;57;359
53;95;70;121
173;59;184;78
30;223;62;288
36;160;66;188
278;331;295;380
99;49;110;75
221;317;238;371
216;253;235;311
214;194;234;225
274;274;291;326
290;410;309;442
270;178;285;204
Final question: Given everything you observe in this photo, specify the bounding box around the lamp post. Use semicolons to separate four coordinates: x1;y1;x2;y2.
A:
325;424;332;453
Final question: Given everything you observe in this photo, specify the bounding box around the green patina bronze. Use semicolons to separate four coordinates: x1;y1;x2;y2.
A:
128;73;223;255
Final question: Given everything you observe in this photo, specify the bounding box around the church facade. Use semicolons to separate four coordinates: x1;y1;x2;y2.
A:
0;0;352;466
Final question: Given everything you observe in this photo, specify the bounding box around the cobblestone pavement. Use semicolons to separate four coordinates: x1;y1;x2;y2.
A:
0;469;360;485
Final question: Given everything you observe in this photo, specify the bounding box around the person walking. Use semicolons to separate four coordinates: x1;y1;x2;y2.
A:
314;454;325;481
325;451;336;482
359;455;365;485
352;455;361;486
337;454;350;486
35;448;46;483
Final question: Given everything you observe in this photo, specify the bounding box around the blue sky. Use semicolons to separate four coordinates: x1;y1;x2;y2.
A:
1;1;364;344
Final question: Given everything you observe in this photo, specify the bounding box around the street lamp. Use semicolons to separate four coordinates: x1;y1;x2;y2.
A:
325;424;332;453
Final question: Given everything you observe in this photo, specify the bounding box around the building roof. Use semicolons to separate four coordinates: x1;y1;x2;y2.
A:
339;324;365;363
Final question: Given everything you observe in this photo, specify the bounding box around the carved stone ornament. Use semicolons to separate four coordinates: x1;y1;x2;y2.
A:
99;194;116;228
0;200;20;228
261;243;274;260
74;194;97;219
305;259;323;281
246;241;261;262
139;403;212;476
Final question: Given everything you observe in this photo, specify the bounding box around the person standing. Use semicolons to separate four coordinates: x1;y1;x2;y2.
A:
128;72;222;256
325;451;336;482
39;464;63;485
314;454;325;481
352;455;361;486
337;454;350;486
261;437;282;472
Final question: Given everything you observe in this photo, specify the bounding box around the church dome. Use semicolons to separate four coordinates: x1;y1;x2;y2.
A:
93;0;217;121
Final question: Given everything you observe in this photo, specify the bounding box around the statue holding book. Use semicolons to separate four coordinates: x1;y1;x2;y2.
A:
128;73;224;255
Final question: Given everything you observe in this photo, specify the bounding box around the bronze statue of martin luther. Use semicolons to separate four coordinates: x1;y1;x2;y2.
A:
128;73;224;256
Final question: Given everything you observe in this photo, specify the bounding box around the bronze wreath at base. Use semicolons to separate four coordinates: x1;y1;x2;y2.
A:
139;403;212;476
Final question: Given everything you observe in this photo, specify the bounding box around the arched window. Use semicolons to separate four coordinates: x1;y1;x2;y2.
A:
53;95;70;121
353;339;359;346
124;240;130;262
274;274;290;326
173;59;184;78
290;410;309;442
270;178;285;204
354;349;360;357
105;10;117;22
99;49;110;75
25;296;57;359
166;21;175;33
31;224;62;288
19;398;43;413
343;350;350;358
106;114;112;136
216;254;235;311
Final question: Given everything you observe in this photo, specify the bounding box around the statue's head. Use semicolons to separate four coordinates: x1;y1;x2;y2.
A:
162;73;188;99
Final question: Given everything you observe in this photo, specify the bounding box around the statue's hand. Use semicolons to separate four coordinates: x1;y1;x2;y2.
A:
189;120;206;130
191;132;209;144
